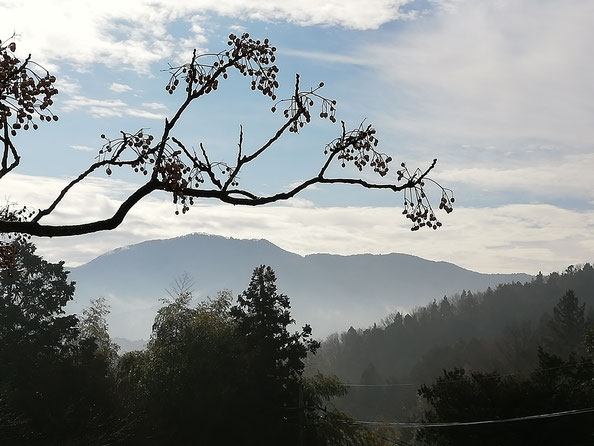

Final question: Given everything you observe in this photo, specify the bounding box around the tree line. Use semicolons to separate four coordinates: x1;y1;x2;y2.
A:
307;264;594;444
0;242;382;445
3;240;593;444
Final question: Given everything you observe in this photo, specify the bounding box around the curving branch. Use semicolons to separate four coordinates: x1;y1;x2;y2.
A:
0;180;158;237
0;32;455;239
0;116;20;178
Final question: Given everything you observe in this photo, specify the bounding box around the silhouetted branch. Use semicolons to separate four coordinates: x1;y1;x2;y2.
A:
0;181;157;236
0;32;454;238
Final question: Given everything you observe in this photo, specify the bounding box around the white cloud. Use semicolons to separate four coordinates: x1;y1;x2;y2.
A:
1;1;416;72
173;14;209;65
62;95;165;119
109;82;133;93
62;96;127;114
2;173;591;275
429;0;466;13
210;0;417;28
142;102;168;111
434;153;594;202
284;197;315;208
280;48;363;65
54;76;81;95
70;145;95;152
229;24;247;33
127;109;167;120
365;0;594;149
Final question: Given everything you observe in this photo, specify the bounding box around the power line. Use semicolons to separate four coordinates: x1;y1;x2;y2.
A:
349;406;594;429
343;358;594;388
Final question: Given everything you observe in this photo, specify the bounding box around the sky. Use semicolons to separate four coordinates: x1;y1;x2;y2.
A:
1;0;593;275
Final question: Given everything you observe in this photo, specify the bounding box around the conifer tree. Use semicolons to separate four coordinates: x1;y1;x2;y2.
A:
547;289;586;357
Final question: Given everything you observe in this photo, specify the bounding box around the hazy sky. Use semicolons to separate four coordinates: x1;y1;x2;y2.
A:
1;0;593;274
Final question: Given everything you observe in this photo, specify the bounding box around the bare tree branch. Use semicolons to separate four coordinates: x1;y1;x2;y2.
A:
0;32;455;239
0;116;20;179
0;180;158;236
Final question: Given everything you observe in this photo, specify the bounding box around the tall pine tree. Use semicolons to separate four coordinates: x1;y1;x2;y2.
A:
547;289;586;357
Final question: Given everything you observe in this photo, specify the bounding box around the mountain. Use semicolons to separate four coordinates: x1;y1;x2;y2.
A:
112;337;147;353
67;233;532;340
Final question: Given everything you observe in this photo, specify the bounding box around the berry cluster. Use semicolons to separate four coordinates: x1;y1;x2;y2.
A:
398;162;455;231
0;38;58;136
166;33;279;99
97;129;242;216
438;194;455;214
98;130;155;176
272;80;337;133
276;95;310;132
326;124;392;176
154;143;216;215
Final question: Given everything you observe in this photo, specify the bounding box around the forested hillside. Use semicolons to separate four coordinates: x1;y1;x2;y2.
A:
0;243;380;445
68;233;531;341
306;263;594;443
2;241;593;444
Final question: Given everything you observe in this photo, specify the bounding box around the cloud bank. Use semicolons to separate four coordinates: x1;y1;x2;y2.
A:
2;174;591;275
2;0;592;279
367;0;594;149
1;1;416;72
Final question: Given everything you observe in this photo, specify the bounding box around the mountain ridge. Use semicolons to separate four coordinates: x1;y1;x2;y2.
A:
68;233;533;340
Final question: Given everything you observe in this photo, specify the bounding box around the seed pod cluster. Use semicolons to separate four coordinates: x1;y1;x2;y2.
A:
439;194;455;213
272;81;337;133
156;156;197;215
98;128;222;215
398;162;455;231
0;39;59;136
325;124;391;176
166;33;279;100
98;130;155;176
160;156;244;216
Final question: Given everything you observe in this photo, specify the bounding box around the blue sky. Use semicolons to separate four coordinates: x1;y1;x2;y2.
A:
1;0;593;274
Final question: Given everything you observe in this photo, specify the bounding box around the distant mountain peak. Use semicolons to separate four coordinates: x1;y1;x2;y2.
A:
69;232;533;340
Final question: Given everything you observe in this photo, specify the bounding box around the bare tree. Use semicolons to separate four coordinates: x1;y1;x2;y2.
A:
0;33;454;239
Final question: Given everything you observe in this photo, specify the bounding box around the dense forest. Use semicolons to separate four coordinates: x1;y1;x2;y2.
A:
1;241;594;444
307;263;594;444
0;242;379;445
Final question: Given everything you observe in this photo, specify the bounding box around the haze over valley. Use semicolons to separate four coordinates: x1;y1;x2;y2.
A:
68;233;532;341
3;1;594;443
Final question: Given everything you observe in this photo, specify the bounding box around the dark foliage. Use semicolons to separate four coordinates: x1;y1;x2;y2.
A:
546;289;586;357
229;265;320;444
5;239;593;445
417;347;594;445
308;263;594;433
118;266;374;445
0;242;121;445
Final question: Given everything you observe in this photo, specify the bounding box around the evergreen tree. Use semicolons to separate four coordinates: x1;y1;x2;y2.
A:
0;242;78;441
231;265;320;381
0;242;120;444
230;265;320;445
546;289;586;357
438;295;454;318
119;266;369;445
